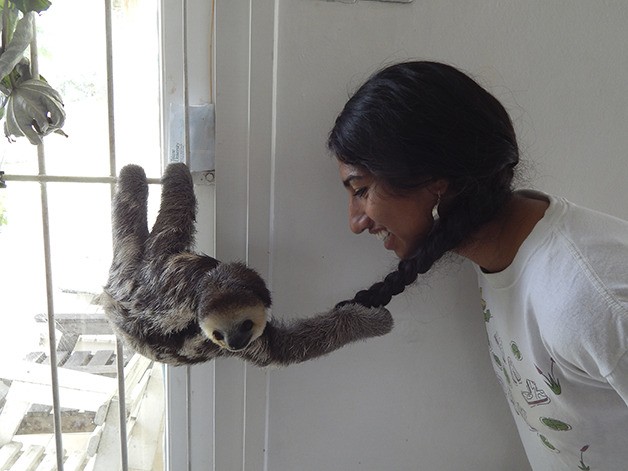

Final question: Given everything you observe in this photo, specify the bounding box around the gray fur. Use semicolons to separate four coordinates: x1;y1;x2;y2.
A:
101;163;393;367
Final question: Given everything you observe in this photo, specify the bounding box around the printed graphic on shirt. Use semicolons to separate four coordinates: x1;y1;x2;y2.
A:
481;293;492;323
492;333;512;386
481;291;597;469
508;357;522;385
521;379;551;407
539;434;559;453
536;358;562;395
510;341;523;361
578;445;591;470
539;417;572;432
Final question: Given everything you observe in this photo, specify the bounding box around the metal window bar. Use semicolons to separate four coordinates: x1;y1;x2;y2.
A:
29;13;65;471
182;0;191;169
103;0;130;470
181;2;192;470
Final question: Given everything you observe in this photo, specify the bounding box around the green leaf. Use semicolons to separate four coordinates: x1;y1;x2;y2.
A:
0;73;12;91
0;13;34;80
4;78;66;145
1;2;20;45
9;0;52;14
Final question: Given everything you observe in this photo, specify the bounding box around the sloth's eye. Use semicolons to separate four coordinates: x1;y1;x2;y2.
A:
213;330;224;341
240;319;254;332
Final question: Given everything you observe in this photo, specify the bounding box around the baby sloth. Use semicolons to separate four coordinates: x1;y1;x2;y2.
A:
101;163;393;367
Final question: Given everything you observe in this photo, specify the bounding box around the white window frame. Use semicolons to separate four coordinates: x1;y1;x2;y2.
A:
160;1;217;470
161;0;278;470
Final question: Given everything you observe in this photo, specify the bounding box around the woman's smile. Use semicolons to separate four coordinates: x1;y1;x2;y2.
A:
373;229;390;242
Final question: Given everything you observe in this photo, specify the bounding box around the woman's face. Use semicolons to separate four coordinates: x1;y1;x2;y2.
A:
338;162;440;260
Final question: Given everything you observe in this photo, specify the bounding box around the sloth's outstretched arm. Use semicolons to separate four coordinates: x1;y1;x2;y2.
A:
107;164;149;292
237;303;393;367
145;162;197;259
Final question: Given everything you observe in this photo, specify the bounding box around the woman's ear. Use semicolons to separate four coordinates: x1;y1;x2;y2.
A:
427;179;449;197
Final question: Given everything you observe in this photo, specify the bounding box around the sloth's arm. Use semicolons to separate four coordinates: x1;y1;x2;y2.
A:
112;165;149;250
238;304;393;367
145;162;198;259
106;164;150;295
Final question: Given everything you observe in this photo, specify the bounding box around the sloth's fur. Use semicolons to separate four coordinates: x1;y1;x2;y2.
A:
100;163;393;367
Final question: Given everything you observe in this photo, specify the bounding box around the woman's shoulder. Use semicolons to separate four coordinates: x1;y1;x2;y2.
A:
513;190;628;308
516;189;628;243
550;194;628;256
541;193;628;309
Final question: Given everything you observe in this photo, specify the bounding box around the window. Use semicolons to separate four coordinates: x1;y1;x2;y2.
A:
0;1;167;469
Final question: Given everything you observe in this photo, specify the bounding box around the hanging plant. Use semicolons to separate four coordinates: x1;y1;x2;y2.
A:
0;0;66;145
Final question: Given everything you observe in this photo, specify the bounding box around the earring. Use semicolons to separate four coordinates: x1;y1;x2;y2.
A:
431;193;441;222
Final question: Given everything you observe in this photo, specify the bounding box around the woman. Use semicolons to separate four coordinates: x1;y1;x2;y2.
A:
328;61;628;470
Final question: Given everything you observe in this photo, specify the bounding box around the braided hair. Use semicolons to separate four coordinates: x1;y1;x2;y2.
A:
328;61;519;308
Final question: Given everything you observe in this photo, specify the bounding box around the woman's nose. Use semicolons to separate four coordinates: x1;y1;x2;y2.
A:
349;201;371;234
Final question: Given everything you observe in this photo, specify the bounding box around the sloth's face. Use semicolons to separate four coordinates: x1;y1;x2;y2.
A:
199;301;267;351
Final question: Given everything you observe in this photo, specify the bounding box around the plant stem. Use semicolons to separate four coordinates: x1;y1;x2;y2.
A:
1;0;16;89
2;0;8;53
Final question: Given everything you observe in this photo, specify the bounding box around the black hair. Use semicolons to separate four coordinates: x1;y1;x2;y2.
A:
328;61;519;308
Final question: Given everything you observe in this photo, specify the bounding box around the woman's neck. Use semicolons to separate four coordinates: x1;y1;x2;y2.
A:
454;192;550;273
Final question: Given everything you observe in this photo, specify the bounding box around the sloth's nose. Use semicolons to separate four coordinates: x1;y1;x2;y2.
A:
227;331;252;351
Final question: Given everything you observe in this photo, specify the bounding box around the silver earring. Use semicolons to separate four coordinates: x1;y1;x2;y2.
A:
431;193;441;222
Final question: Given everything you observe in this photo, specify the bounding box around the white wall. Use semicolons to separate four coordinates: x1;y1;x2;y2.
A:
212;1;628;470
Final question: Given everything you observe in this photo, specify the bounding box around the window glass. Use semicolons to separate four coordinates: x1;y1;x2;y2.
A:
35;1;111;177
0;1;165;469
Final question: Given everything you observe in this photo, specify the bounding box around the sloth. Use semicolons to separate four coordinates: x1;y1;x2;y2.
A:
100;163;393;367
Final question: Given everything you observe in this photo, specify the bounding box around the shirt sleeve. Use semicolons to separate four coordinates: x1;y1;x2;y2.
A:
607;348;628;408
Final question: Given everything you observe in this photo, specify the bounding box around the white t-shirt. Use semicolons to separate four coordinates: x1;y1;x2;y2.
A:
475;191;628;470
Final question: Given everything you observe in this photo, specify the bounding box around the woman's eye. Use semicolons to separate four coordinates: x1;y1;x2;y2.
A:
353;187;368;198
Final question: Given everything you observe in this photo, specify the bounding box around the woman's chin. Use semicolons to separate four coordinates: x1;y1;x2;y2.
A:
394;241;423;261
